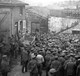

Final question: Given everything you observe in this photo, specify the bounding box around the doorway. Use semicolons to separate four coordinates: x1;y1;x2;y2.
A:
31;22;40;34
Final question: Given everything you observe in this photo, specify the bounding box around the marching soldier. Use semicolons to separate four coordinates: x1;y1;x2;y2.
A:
50;56;61;76
27;53;38;76
36;51;44;76
21;47;29;73
45;51;51;76
1;55;10;76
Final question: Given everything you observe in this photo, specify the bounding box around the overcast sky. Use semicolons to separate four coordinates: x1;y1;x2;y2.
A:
20;0;73;6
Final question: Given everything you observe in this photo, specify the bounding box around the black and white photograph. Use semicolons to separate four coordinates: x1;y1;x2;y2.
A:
0;0;80;76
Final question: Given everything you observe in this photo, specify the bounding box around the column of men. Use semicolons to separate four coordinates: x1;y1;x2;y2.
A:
21;33;80;76
1;33;80;76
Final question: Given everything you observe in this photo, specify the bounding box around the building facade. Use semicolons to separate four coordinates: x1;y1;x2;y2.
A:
26;8;48;35
0;0;28;39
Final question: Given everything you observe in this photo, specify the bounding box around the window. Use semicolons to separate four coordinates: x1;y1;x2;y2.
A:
20;7;23;15
15;22;18;27
20;21;23;31
15;22;18;35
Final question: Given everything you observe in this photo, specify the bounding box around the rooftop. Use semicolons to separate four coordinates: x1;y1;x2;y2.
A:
0;0;28;6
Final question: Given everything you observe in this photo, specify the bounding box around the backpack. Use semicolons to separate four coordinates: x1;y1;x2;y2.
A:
27;59;38;73
65;61;75;75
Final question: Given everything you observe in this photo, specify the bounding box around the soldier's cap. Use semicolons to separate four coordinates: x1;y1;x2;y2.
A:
62;50;67;53
78;59;80;61
38;50;42;53
31;53;36;58
49;68;56;73
60;53;65;57
0;43;3;47
46;51;51;54
55;56;58;59
2;55;7;58
75;55;80;59
68;53;74;57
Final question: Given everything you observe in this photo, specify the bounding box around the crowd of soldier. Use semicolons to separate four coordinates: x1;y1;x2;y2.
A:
0;35;22;76
1;33;80;76
20;33;80;76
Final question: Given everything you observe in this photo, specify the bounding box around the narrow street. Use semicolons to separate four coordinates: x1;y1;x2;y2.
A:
8;65;30;76
7;56;30;76
8;62;46;76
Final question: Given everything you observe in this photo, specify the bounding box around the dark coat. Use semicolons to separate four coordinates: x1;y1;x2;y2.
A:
27;59;38;73
76;64;80;76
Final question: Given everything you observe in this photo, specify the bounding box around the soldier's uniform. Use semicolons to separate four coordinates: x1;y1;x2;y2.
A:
64;58;76;76
48;68;56;76
0;53;2;76
1;55;10;76
76;62;80;76
21;48;29;73
36;54;44;76
58;57;65;76
50;57;61;76
75;56;80;76
45;52;51;76
27;55;38;76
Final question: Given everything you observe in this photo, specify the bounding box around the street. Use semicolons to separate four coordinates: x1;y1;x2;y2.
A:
8;62;46;76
